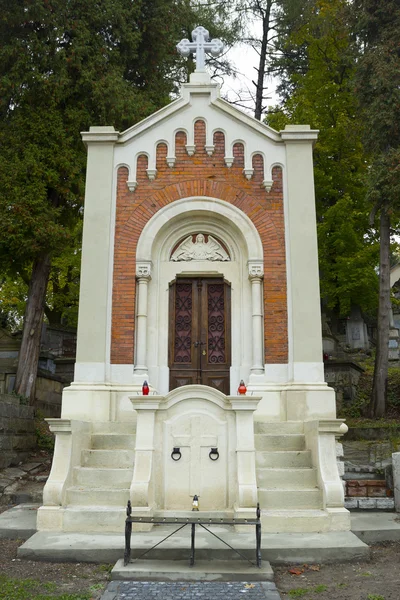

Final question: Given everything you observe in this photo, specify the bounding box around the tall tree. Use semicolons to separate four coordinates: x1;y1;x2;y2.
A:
0;0;239;401
352;0;400;417
266;0;379;318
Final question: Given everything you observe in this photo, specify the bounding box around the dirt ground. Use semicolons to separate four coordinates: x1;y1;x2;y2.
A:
1;538;400;600
0;538;110;599
274;541;400;600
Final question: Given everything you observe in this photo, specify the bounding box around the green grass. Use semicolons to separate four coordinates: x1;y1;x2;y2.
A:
0;574;92;600
314;584;328;593
367;595;385;600
288;590;310;598
95;563;113;574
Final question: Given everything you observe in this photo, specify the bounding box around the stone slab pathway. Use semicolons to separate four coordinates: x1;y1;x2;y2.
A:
100;581;281;600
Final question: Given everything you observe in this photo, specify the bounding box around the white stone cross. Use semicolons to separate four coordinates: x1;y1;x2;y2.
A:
176;26;224;72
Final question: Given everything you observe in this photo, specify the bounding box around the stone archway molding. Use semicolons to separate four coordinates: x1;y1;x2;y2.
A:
136;196;264;264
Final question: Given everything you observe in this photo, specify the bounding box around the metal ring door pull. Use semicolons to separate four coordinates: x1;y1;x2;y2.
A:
171;447;182;461
209;447;219;461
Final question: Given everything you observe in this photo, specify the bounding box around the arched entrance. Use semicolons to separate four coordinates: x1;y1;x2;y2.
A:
135;197;264;395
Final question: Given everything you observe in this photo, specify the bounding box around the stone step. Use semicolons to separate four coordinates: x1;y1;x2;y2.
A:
260;509;330;533
254;434;305;451
257;468;317;488
73;467;132;488
254;421;304;435
66;487;130;507
111;558;274;582
258;488;322;509
91;421;137;434
256;450;312;469
81;449;136;469
91;434;136;450
62;506;127;533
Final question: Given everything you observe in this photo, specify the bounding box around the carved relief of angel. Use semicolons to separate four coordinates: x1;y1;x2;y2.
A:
171;233;230;261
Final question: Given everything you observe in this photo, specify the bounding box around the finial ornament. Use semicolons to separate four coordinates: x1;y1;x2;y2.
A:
177;26;224;72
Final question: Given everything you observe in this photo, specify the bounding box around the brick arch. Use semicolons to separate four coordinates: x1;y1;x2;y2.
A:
112;166;287;366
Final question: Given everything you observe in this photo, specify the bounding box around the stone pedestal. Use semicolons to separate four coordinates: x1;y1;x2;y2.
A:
129;386;260;520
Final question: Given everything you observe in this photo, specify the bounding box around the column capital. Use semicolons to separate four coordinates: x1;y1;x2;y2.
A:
248;261;263;280
136;262;152;280
280;124;319;143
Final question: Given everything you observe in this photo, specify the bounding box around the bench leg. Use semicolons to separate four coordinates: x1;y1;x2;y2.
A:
124;519;132;566
190;523;196;566
256;522;262;568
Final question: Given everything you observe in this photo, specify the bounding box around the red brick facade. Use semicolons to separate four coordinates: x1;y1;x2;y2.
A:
111;120;288;366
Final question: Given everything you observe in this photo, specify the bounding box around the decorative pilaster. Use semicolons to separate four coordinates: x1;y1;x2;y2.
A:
248;263;264;374
229;396;261;517
134;262;152;374
281;124;323;379
129;397;163;525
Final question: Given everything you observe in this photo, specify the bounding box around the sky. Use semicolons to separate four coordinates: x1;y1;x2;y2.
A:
216;25;280;118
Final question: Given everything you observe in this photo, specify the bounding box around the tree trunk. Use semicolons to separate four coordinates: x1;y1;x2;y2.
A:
370;205;391;417
15;254;51;402
254;0;273;121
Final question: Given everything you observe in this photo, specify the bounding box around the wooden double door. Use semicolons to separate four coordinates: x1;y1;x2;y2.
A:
169;277;231;394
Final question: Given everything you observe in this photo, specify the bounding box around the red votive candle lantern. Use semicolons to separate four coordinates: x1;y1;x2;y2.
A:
238;380;247;395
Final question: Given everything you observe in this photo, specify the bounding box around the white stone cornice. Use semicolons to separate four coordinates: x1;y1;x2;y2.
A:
45;418;72;434
212;97;282;143
81;126;119;146
280;124;319;143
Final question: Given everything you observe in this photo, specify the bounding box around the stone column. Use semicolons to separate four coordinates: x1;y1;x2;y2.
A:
134;263;152;374
281;124;323;382
249;263;264;374
75;127;119;383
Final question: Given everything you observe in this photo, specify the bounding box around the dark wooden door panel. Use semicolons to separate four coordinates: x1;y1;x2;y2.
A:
169;277;230;393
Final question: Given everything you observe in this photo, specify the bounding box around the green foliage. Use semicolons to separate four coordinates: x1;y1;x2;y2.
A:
266;0;379;317
0;0;241;333
0;575;91;600
367;595;385;600
340;367;400;419
386;369;400;407
35;411;55;451
11;390;30;405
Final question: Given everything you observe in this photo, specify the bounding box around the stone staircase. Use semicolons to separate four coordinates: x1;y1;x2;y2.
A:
63;421;136;532
255;421;330;532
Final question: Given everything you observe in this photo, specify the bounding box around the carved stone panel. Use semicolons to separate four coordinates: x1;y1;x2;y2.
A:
170;233;230;262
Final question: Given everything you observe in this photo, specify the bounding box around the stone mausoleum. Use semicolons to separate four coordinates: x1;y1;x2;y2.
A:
38;28;349;536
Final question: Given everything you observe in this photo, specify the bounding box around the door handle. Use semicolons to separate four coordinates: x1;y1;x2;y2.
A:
202;350;206;356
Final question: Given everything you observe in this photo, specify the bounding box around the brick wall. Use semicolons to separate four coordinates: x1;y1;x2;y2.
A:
111;120;287;366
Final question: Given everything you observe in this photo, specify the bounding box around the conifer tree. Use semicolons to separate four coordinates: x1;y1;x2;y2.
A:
353;0;400;417
0;0;238;401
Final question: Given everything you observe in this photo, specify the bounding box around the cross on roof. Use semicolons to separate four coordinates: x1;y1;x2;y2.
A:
176;26;224;72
